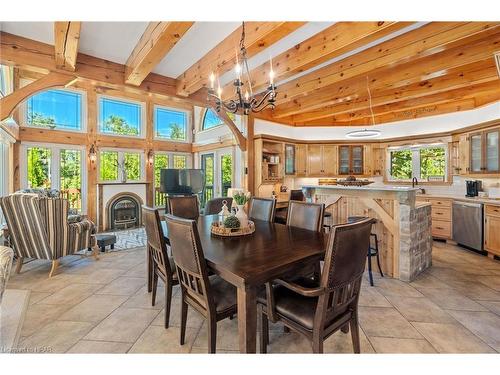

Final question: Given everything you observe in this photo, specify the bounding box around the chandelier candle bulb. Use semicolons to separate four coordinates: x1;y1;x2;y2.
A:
209;72;215;89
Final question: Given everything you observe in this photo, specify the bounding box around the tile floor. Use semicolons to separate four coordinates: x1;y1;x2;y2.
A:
4;241;500;354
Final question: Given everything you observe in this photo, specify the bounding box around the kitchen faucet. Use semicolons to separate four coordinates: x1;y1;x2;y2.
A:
412;177;418;188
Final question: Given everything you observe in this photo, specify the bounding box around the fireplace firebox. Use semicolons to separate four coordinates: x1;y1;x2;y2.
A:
106;193;142;230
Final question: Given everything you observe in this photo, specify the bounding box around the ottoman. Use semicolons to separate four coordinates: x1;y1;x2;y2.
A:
95;234;117;252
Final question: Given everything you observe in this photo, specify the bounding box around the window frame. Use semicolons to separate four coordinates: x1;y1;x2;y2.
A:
20;79;87;133
0;128;15;225
97;147;146;183
386;143;448;182
153;104;191;143
201;108;225;131
19;141;88;213
97;94;146;139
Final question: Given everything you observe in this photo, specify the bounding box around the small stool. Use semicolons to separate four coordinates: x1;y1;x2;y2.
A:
348;216;384;286
323;211;333;231
95;234;117;252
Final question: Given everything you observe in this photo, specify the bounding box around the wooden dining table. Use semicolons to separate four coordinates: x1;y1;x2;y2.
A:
160;215;327;353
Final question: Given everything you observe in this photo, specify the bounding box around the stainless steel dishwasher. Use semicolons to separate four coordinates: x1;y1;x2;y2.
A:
452;201;484;251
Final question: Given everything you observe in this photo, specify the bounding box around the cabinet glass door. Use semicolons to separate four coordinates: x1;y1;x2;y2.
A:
284;144;295;175
339;146;350;174
351;146;363;174
486;130;499;172
470;133;482;173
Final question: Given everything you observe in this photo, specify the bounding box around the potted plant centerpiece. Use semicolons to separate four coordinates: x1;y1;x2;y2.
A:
233;191;250;228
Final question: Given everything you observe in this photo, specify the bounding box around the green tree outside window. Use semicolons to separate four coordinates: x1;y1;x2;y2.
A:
103;115;139;136
420;148;446;180
124;153;141;180
390;150;413;180
100;151;118;181
27;147;52;188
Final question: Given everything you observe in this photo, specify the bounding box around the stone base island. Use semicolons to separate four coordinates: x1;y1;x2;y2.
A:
303;185;433;282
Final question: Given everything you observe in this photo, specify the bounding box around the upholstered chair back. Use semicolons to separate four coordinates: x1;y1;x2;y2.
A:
167;196;200;220
248;197;276;222
286;201;325;232
142;206;172;280
204;197;233;215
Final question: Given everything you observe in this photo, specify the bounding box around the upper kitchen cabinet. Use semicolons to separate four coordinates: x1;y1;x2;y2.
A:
338;145;364;175
284;144;295;175
307;144;337;176
469;127;500;174
295;144;307;176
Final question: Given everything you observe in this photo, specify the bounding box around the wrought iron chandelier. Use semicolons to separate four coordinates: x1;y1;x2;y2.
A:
207;22;277;115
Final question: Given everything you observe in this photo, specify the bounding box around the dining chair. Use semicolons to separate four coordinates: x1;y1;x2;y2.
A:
165;214;238;353
142;206;179;328
167;195;200;220
258;217;374;353
286;200;325;232
289;189;305;201
204;197;233;215
248;197;276;222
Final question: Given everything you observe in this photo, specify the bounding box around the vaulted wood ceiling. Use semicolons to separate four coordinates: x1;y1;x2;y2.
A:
1;21;499;126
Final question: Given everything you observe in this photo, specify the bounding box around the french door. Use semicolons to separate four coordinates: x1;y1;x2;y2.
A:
200;148;233;207
21;142;86;212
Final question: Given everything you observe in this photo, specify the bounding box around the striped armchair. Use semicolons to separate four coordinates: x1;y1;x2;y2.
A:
0;194;98;277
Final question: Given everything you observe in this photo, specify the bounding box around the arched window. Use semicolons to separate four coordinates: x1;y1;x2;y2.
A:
201;108;236;130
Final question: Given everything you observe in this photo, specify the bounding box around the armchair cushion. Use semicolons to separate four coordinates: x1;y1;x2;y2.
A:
257;277;348;330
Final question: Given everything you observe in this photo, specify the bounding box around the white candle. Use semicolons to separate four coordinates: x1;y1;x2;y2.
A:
269;56;274;85
209;72;215;89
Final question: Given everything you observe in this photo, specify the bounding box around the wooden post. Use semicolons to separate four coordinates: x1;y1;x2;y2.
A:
86;88;98;223
145;99;154;207
246;115;255;195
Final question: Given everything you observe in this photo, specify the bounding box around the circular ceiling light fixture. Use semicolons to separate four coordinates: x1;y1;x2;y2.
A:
345;129;381;139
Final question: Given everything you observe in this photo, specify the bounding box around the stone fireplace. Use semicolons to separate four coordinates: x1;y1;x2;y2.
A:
97;183;148;231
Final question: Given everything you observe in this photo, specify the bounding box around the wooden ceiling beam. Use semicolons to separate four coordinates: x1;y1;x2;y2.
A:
176;22;306;96
125;22;194;86
279;62;499;122
221;21;414;99
297;84;500;126
274;22;499;105
54;21;81;71
0;31;208;107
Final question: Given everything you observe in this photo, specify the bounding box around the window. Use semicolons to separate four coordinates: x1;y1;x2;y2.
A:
153;152;191;207
388;144;447;181
99;96;143;137
26;89;83;131
22;143;86;212
0;64;13;98
0;129;14;225
99;149;144;182
154;106;188;141
201;108;236;130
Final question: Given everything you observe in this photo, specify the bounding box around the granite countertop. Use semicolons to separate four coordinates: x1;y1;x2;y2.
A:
303;185;419;192
416;194;500;206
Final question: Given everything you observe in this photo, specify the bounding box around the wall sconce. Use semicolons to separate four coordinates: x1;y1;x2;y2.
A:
147;149;154;165
88;143;97;163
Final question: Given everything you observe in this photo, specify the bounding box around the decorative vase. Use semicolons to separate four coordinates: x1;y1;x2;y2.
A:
235;204;249;228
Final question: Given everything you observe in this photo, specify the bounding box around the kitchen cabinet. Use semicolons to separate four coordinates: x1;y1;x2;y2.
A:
370;145;385;176
307;144;337;176
469;128;500;174
417;197;453;239
284;144;295;175
338;145;364;175
295;144;307;176
485;204;500;257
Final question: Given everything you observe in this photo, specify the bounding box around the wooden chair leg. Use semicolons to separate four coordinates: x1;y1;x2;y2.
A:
312;338;324;354
207;317;217;354
164;282;173;329
151;272;158;306
341;323;350;333
259;307;269;354
49;259;59;278
180;299;188;345
15;257;24;274
283;326;290;333
350;311;361;354
147;248;152;293
367;247;374;287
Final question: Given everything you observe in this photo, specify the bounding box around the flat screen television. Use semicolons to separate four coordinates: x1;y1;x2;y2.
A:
159;169;205;195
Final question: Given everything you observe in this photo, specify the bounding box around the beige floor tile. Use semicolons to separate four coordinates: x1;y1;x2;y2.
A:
95;276;145;296
447;310;500;351
122;285;178;310
28;292;53;305
21;303;74;337
441;279;500;301
358;306;422;339
412;322;495;353
23;275;77;293
190;347;239;354
66;268;128;284
477;300;500;315
126;263;148;278
373;278;424;298
36;283;103;306
369;337;437;353
59;294;129;322
128;325;199;353
20;321;94;353
359;286;392;307
409;272;454;289
477;276;500;292
67;340;132;353
385;296;456;323
84;307;159;343
416;288;488;311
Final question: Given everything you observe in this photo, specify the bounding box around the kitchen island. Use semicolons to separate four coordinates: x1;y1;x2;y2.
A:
303;185;433;282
